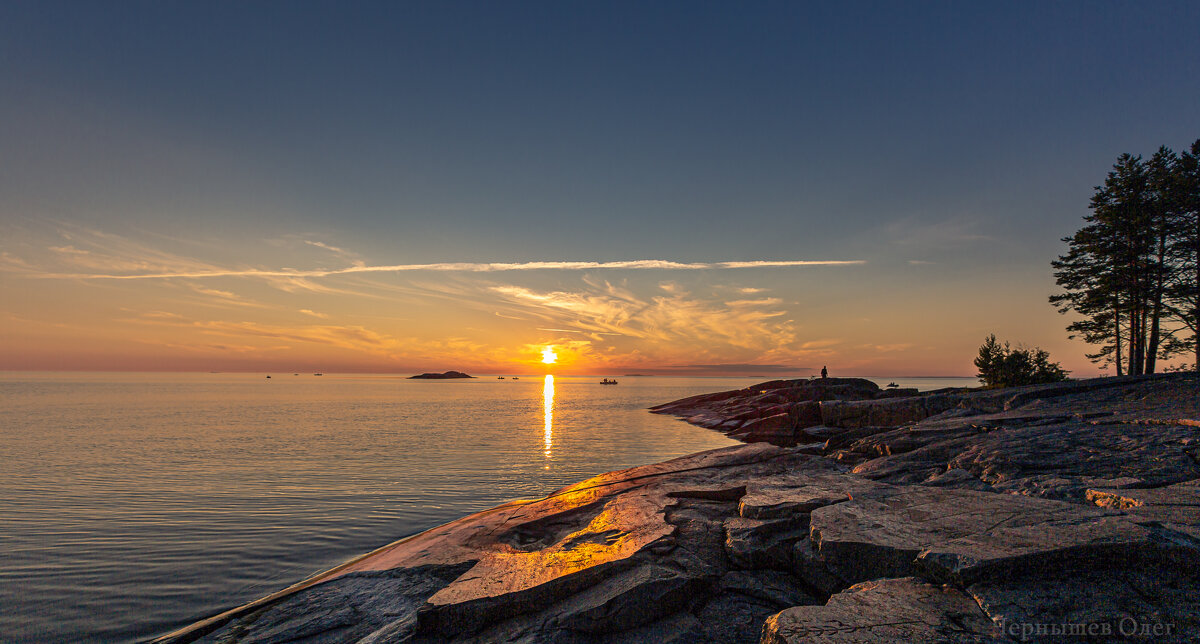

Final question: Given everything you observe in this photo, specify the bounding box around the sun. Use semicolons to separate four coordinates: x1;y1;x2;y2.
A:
541;346;558;364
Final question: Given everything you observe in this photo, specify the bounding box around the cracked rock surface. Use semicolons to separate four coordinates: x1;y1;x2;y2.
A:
158;374;1199;643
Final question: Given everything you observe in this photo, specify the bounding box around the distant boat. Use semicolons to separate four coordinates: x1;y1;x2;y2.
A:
266;375;271;379
314;373;323;376
498;376;505;379
600;378;618;385
512;377;519;380
886;382;899;388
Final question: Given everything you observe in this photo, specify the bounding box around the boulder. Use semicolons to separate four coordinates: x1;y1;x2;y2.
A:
804;484;1184;587
1086;479;1200;540
762;577;1002;643
650;378;882;445
819;394;965;429
852;419;1200;500
730;413;796;444
967;564;1200;641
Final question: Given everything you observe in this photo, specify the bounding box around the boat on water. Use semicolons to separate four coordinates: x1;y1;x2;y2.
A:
498;376;505;379
600;378;618;385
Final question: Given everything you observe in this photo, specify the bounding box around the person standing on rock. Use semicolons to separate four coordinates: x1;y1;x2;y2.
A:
821;366;828;379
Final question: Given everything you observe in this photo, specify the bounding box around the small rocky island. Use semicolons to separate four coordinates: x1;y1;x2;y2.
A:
157;374;1199;643
408;371;474;380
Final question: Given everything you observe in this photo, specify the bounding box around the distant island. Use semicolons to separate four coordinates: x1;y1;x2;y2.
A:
408;371;473;379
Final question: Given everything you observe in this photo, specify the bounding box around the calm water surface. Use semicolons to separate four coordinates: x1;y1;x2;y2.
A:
0;372;974;643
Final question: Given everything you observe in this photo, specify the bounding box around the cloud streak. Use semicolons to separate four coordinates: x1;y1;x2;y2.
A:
489;280;799;359
31;259;864;280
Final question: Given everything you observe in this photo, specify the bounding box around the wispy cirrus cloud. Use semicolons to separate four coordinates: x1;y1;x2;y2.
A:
180;284;268;309
723;297;783;307
41;238;225;275
122;310;407;355
489;280;798;358
887;216;994;248
304;240;352;256
653;363;808;375
859;342;915;353
30;258;864;280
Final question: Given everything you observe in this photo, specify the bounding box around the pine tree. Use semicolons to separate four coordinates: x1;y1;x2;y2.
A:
974;335;1068;388
1051;154;1153;374
1052;142;1200;374
1164;140;1200;368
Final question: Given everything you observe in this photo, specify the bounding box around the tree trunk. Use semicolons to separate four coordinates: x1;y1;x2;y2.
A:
1146;235;1167;374
1130;300;1143;376
1115;306;1124;376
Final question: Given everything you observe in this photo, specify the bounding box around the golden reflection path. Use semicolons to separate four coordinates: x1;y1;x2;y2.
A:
543;374;554;457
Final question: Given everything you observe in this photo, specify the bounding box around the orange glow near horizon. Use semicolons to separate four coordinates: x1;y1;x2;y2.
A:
0;224;1127;378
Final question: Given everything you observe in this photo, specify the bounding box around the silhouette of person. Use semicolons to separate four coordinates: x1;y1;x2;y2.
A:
821;366;828;378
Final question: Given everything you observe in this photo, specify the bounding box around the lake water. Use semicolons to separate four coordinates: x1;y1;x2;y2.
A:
0;372;976;643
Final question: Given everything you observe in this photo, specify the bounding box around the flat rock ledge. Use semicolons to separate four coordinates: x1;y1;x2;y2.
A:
157;374;1200;643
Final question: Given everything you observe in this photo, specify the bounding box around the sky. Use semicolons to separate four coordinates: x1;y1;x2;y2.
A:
2;1;1198;376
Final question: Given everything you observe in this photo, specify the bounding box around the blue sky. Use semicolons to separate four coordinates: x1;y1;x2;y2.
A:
1;2;1198;374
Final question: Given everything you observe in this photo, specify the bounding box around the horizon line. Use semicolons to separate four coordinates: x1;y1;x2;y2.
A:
0;367;981;378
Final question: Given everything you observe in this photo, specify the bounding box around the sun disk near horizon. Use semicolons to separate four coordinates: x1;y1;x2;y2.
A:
541;346;557;364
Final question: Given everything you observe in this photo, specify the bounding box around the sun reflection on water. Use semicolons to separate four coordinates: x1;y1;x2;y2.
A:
543;374;554;458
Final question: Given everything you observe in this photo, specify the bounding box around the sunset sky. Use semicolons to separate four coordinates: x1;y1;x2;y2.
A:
2;2;1198;376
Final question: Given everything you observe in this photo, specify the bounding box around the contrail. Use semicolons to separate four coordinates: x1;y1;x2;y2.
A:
37;259;865;280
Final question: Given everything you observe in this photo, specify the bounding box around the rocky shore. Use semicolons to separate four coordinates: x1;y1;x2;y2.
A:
157;374;1199;643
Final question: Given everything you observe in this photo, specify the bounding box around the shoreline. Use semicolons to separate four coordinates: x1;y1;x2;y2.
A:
156;373;1200;643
